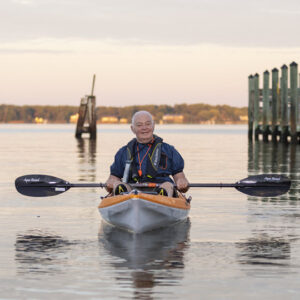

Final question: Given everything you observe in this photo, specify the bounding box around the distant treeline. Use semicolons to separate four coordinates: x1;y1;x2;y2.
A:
0;103;247;124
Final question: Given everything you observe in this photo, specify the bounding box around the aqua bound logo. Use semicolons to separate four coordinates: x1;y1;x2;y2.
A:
264;176;280;181
24;177;40;183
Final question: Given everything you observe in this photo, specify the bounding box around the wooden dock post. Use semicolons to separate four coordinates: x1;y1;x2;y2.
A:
253;73;260;140
75;75;97;139
248;75;254;141
290;62;298;143
280;65;288;143
271;68;279;142
262;70;270;142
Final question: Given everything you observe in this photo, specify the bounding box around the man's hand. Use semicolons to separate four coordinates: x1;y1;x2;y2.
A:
105;175;122;192
173;172;189;193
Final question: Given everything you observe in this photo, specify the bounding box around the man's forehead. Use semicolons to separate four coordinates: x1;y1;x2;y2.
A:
134;113;152;123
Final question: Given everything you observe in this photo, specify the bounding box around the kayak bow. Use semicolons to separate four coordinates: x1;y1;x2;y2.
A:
98;190;190;233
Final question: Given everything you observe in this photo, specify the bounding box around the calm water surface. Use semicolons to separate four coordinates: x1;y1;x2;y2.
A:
0;124;300;299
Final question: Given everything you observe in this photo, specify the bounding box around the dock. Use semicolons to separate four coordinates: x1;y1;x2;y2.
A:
248;62;300;143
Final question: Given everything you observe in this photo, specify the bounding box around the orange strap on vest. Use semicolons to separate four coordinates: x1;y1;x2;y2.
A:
137;138;154;177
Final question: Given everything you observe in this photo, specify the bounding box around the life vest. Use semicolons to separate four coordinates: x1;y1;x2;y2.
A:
126;135;164;182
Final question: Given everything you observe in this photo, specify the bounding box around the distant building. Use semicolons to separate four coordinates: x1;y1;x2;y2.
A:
69;113;79;123
239;115;248;122
101;116;119;123
119;118;128;124
199;119;216;125
162;114;184;124
34;117;47;124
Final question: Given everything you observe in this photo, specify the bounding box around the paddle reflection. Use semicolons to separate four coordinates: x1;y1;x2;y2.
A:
76;138;97;182
98;219;190;298
236;233;291;266
236;232;292;277
15;229;75;275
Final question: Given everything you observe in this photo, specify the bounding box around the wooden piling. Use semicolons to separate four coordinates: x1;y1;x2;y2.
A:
75;75;97;139
253;73;260;140
262;71;270;142
290;62;298;143
248;75;254;140
271;68;279;142
280;65;288;143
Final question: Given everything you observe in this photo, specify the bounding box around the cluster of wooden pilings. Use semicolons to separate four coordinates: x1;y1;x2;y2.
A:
75;75;97;139
248;62;300;143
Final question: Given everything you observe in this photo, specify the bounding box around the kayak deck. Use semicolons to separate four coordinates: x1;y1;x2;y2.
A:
98;190;190;233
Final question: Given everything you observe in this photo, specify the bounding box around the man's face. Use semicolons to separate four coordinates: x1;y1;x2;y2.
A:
131;113;154;143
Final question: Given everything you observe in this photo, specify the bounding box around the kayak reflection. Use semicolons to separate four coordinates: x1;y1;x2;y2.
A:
98;219;191;292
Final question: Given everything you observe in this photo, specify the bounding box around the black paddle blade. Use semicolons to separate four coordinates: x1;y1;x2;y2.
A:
235;174;291;197
15;174;70;197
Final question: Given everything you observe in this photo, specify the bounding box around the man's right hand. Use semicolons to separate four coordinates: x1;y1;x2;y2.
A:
105;175;122;192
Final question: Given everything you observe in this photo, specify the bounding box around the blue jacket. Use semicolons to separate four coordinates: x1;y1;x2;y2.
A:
110;139;184;183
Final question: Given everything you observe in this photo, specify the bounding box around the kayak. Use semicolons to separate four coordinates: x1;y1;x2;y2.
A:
98;190;191;233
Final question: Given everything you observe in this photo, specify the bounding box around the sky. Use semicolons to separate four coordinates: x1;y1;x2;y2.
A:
1;0;300;108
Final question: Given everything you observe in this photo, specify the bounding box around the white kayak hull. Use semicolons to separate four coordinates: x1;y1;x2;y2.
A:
98;191;190;233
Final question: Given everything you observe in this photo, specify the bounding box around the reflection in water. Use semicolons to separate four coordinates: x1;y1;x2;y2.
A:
236;234;291;266
248;141;300;199
77;138;97;182
15;229;75;275
98;219;190;299
237;141;299;273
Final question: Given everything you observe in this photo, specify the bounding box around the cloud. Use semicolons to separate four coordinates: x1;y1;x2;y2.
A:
0;38;77;54
1;0;300;47
0;48;71;54
11;0;34;5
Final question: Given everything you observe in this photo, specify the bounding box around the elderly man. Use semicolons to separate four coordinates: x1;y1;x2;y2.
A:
105;110;189;196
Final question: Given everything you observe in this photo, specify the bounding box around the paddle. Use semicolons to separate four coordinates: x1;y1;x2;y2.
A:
15;174;291;197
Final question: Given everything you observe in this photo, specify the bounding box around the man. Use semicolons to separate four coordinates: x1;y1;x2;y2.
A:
105;110;189;196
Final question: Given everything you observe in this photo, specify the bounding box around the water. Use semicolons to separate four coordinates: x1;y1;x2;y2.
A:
1;124;300;299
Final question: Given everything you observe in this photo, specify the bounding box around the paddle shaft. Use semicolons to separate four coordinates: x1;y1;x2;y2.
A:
30;182;286;189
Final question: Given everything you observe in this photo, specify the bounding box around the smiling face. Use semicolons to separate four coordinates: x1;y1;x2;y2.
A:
131;112;155;143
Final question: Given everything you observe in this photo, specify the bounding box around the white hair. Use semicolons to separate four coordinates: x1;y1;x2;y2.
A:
131;111;154;125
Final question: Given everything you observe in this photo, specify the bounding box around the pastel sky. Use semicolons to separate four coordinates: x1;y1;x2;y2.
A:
1;0;300;107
